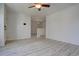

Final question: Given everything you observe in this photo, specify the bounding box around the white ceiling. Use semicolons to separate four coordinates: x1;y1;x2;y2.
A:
6;3;77;16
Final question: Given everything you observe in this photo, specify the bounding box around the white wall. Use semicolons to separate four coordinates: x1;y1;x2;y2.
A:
46;4;79;45
17;14;31;39
0;4;5;46
7;12;31;40
7;12;17;39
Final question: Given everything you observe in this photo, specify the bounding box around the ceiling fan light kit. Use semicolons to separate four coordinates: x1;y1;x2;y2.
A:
28;3;50;11
35;4;41;8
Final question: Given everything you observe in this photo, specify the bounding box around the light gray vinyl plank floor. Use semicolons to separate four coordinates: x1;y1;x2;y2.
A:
0;37;79;56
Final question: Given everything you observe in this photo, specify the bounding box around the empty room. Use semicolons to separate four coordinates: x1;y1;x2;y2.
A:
0;3;79;56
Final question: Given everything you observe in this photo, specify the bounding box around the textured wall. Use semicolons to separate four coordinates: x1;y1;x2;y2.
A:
46;4;79;45
7;12;31;40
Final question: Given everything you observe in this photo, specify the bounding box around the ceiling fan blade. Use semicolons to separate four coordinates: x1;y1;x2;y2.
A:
28;6;35;8
42;4;50;7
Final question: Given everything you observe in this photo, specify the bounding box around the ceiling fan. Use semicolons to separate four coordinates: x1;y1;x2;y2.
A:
28;3;50;11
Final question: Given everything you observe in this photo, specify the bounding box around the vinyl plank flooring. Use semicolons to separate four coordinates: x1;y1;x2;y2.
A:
0;38;79;56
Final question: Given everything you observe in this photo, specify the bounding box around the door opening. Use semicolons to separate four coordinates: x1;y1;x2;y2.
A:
31;16;46;38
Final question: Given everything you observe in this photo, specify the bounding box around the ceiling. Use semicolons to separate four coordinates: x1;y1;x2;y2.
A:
6;3;77;16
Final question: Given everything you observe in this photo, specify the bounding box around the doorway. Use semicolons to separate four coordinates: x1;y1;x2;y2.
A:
31;15;46;38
